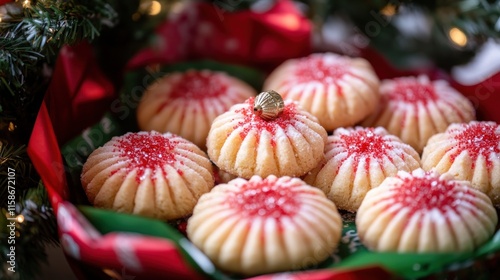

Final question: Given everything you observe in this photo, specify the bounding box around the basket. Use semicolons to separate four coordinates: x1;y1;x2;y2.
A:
27;1;500;279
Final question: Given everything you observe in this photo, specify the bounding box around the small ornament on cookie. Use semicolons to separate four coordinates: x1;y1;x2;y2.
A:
206;94;328;179
253;90;285;120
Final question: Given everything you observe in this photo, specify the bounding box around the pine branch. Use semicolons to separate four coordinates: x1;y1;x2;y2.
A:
0;37;42;93
0;0;117;111
0;140;56;279
0;143;39;207
0;182;57;280
16;181;58;245
441;0;500;40
326;0;500;69
386;0;500;40
21;0;118;52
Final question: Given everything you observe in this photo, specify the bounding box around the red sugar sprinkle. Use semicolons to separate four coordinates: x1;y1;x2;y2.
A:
290;55;365;97
234;98;298;146
337;128;394;174
113;133;180;182
390;80;437;104
169;71;228;100
450;122;500;169
227;179;300;219
294;56;349;84
391;173;474;215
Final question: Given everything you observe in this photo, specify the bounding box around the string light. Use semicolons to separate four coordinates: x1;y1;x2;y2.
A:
380;4;396;17
16;214;24;223
148;1;161;16
449;27;468;47
8;122;15;132
22;0;31;9
132;0;163;20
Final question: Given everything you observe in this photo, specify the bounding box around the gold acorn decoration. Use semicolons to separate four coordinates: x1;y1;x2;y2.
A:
253;90;285;120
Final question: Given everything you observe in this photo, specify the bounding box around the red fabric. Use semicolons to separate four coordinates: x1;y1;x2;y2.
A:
127;0;311;71
0;0;13;5
45;41;115;145
450;73;500;122
56;202;206;280
358;48;439;80
27;101;68;210
73;234;204;279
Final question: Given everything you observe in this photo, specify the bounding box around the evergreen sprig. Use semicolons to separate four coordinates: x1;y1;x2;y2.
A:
0;37;42;93
0;0;117;108
0;143;38;207
0;182;57;280
439;0;500;41
0;140;55;280
16;181;58;245
324;0;500;69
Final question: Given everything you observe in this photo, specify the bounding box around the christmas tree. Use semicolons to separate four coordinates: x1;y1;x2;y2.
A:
1;0;500;279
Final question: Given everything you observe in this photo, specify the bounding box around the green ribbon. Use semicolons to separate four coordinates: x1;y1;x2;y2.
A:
77;207;500;279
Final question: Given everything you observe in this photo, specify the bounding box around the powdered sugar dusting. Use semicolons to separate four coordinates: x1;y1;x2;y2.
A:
227;176;303;219
169;71;228;99
389;78;438;104
449;122;500;169
293;55;349;84
389;170;476;215
289;54;363;96
112;132;182;182
334;127;404;174
154;71;229;114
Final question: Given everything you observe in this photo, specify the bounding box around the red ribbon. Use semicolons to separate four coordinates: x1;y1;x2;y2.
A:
450;73;500;122
127;0;311;71
45;41;115;145
0;0;14;5
27;101;68;210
